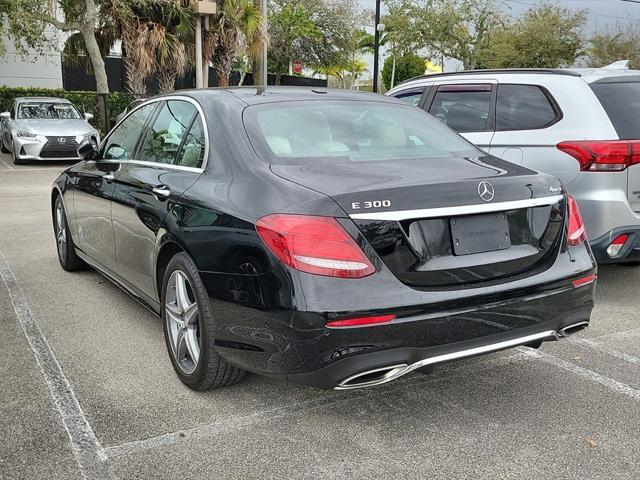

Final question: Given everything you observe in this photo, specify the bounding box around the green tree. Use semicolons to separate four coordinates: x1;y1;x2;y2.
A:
381;54;424;90
477;4;586;68
2;0;111;94
267;0;359;83
212;0;267;87
587;29;640;69
412;0;504;70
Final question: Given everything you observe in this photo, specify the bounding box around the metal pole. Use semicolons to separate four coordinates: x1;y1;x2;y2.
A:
195;16;203;88
372;0;381;93
262;0;268;89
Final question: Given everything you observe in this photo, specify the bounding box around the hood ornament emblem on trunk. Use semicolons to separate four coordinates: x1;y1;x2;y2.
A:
478;181;495;202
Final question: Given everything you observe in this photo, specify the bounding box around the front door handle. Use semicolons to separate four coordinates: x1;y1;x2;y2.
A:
103;172;115;182
152;185;171;199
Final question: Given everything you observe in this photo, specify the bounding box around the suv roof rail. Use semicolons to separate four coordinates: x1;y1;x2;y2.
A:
395;68;582;87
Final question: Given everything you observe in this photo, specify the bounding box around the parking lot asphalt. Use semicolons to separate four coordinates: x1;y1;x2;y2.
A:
0;154;639;480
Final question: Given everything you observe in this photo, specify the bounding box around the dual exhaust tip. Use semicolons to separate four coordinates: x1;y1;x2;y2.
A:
335;321;589;390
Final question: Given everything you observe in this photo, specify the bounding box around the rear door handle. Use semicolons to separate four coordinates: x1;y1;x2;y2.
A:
152;185;171;199
103;173;115;182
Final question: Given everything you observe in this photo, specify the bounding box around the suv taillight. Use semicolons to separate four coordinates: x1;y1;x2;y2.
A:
557;140;640;172
567;195;587;246
256;214;376;278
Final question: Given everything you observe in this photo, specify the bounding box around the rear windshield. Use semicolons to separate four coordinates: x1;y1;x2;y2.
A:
244;100;481;165
591;81;640;139
17;102;81;120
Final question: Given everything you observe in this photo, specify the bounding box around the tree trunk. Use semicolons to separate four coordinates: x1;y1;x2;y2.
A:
390;57;396;89
275;72;282;85
79;1;109;131
158;69;178;94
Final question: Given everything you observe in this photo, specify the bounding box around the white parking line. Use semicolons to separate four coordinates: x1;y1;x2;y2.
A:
570;338;640;367
517;347;640;401
105;350;535;459
0;156;14;170
0;254;112;480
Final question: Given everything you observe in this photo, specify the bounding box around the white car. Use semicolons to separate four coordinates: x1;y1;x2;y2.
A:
388;61;640;264
1;96;99;165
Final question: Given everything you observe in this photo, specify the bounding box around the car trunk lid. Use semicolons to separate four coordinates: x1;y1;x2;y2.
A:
272;155;566;288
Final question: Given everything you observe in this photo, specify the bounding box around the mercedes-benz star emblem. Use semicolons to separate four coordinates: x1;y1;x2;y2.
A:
478;181;495;202
57;137;67;144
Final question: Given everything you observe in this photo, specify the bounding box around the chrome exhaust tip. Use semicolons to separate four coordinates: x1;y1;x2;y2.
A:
558;321;589;337
335;364;409;390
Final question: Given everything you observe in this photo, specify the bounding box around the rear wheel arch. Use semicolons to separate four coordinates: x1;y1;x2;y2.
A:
155;241;187;300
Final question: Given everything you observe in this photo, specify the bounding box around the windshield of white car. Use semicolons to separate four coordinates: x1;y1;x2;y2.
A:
17;103;81;120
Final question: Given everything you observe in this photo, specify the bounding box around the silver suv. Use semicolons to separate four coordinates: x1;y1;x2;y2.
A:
388;61;640;264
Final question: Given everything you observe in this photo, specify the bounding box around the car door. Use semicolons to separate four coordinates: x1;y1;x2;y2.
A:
112;98;207;300
2;102;16;147
70;102;157;272
423;81;497;151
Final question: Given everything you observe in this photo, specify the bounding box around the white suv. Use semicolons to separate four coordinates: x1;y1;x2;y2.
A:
388;61;640;264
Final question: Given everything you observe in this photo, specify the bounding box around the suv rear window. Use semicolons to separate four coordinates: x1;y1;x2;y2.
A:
591;80;640;139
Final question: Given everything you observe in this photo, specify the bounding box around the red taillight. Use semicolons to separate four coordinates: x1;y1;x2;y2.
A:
567;195;587;246
557;140;640;172
326;314;396;328
572;273;597;288
255;214;376;278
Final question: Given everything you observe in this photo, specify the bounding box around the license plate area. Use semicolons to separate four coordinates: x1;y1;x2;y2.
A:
450;212;511;255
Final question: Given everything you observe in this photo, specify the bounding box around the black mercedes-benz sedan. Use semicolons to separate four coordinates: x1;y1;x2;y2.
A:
51;88;596;391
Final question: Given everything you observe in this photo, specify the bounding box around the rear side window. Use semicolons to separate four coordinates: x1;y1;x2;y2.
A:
428;85;492;132
137;100;198;164
391;87;425;106
591;81;640;139
496;84;559;130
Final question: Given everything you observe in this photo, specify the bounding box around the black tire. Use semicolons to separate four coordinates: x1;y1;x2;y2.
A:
53;195;86;271
1;138;8;154
161;252;246;390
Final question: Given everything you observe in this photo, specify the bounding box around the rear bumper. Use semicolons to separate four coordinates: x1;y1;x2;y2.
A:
207;268;596;389
590;226;640;264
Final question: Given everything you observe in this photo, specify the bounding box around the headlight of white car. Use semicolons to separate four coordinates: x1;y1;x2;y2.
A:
17;130;37;139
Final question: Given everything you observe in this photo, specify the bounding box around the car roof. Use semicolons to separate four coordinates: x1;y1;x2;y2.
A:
169;87;399;106
15;97;72;104
392;61;640;90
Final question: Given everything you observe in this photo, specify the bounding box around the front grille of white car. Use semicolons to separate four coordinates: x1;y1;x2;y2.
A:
41;136;79;158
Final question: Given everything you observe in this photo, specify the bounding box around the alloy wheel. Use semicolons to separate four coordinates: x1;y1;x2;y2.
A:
55;201;66;262
165;270;200;375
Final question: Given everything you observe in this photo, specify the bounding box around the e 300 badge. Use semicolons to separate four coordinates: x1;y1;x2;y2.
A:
351;200;392;210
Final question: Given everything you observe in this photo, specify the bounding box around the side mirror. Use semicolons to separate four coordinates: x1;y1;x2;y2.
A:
84;112;94;121
77;138;99;161
0;112;9;119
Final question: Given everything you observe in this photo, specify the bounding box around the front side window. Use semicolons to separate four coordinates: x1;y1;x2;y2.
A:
137;100;198;164
245;100;480;165
17;102;81;120
496;84;559;130
429;85;492;133
102;103;156;160
392;87;426;106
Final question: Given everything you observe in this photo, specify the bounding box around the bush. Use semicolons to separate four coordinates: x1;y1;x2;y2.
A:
0;87;137;133
381;55;426;90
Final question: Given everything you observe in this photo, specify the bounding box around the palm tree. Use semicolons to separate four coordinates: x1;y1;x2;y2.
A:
211;0;267;87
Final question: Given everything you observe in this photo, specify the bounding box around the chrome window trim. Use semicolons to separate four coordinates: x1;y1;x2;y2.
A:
100;95;209;172
349;194;564;221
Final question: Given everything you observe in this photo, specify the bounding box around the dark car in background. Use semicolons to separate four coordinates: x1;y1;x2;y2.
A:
51;88;596;392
